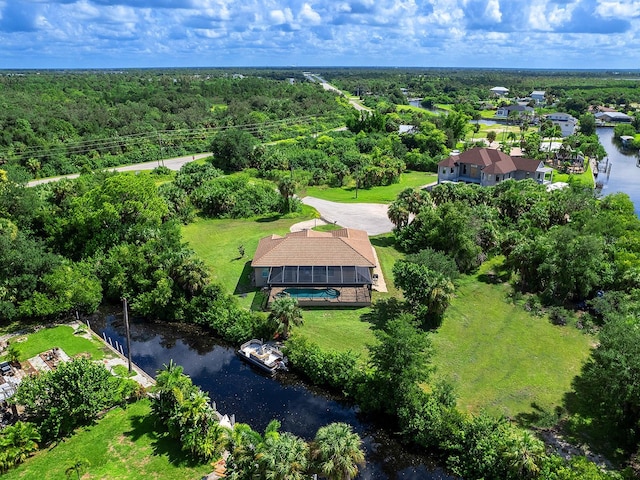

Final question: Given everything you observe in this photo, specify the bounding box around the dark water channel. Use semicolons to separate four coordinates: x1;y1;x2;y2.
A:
89;310;454;480
596;127;640;216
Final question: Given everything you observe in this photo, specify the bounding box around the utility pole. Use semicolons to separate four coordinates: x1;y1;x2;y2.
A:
122;298;132;373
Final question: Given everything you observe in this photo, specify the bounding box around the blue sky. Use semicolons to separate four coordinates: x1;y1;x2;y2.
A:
1;0;639;69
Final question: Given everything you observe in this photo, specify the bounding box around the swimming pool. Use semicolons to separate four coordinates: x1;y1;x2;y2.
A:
282;287;340;299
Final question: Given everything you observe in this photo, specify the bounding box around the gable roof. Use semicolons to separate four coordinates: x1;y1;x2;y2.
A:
252;228;376;268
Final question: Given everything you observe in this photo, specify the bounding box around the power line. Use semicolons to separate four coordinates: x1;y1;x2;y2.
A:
0;114;342;163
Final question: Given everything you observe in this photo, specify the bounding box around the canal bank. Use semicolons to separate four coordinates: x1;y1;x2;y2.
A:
596;127;640;216
88;309;454;479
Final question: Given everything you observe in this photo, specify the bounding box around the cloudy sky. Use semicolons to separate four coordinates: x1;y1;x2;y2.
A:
1;0;639;69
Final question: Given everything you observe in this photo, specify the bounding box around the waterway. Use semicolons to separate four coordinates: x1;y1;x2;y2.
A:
89;311;454;480
596;127;640;216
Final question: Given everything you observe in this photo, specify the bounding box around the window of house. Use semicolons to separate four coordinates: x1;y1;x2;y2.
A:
442;168;446;174
450;168;454;173
496;175;500;182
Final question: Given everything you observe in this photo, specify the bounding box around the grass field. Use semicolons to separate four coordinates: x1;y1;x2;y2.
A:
430;260;593;419
2;400;212;480
303;171;436;204
3;325;108;362
181;206;317;308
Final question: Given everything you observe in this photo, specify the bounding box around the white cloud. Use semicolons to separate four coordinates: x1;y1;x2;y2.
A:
596;0;640;18
300;3;321;25
0;0;639;68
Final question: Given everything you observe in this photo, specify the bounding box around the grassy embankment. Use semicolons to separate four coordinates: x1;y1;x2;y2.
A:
2;399;211;480
1;325;108;362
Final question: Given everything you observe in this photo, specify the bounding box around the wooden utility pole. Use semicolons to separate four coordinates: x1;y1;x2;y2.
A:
122;298;132;373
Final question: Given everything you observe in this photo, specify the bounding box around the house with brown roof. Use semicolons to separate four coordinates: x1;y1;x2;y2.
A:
252;228;376;306
437;147;553;187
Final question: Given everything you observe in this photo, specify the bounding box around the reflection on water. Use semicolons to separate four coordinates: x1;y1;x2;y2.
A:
88;309;455;480
596;127;640;216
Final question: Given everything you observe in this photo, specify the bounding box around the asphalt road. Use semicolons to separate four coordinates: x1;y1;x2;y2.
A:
301;196;393;235
27;152;211;187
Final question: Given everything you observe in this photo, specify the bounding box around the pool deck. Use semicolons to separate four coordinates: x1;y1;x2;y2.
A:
268;286;371;307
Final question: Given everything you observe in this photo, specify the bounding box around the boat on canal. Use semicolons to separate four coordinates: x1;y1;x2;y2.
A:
237;339;287;374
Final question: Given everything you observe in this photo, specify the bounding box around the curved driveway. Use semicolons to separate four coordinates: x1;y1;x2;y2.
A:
301;196;393;235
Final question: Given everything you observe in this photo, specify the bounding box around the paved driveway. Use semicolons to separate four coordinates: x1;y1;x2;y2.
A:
301;197;393;235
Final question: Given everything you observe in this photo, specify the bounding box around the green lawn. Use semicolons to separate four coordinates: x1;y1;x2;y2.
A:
4;325;109;362
181;208;316;308
3;400;212;480
553;161;595;188
303;171;436;204
431;261;593;419
296;308;376;357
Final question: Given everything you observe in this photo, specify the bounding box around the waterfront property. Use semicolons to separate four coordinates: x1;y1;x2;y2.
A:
595;111;633;123
494;104;534;119
545;112;578;137
437;147;553;187
251;228;376;306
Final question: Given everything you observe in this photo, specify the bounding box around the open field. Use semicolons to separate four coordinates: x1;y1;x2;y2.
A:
431;260;593;418
303;171;436;203
2;400;212;480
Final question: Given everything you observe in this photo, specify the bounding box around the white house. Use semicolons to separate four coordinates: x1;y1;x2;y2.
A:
531;90;546;104
495;104;534;119
545;113;578;137
490;86;509;97
594;112;632;123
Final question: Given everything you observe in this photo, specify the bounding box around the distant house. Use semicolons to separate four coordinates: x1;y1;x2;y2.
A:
398;124;418;135
594;112;632;123
531;90;546;104
437;147;553;187
495;104;534;119
545;113;578;137
490;86;509;97
252;228;376;307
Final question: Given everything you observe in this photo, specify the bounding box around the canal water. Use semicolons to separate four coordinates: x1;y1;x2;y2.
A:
89;311;454;480
596;127;640;216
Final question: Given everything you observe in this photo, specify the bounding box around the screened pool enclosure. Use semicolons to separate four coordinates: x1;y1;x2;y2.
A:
267;265;372;286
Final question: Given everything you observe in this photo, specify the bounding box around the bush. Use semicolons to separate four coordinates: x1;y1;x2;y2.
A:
14;358;132;442
283;336;364;396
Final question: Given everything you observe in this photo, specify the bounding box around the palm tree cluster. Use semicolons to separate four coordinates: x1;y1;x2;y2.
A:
151;361;230;461
153;362;365;479
226;420;365;480
0;421;40;473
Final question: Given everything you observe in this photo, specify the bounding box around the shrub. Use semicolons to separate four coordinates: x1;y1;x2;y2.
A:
283;336;364;396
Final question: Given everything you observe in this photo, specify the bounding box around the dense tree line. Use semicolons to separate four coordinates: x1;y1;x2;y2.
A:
0;169;269;342
0;70;351;181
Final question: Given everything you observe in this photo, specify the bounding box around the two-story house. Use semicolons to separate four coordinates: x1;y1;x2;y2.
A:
437;147;553;187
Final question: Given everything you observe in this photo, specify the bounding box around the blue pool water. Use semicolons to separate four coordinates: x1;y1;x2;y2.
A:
283;287;340;299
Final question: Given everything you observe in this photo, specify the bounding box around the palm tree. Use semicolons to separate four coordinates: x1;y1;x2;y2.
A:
387;200;410;229
311;422;365;480
256;431;309;480
269;296;303;339
502;430;546;479
0;421;40;468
